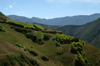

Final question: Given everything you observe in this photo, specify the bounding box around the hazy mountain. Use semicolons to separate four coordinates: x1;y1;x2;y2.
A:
7;13;100;25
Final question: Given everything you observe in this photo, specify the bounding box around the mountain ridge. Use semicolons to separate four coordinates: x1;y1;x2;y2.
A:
7;13;100;25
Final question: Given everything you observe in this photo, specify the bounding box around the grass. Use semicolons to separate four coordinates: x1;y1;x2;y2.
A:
0;17;100;66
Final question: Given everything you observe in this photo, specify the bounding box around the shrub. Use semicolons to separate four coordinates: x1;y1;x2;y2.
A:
55;34;79;44
71;42;83;54
41;56;49;61
0;25;6;32
56;41;60;47
24;48;28;52
8;21;24;28
29;50;38;56
72;37;79;42
16;42;24;48
14;27;31;33
57;51;63;55
29;59;39;66
24;25;35;30
25;33;37;42
43;34;50;41
33;24;44;30
75;53;85;66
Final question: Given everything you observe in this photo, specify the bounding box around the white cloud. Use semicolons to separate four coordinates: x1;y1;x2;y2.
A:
9;5;13;8
45;0;100;4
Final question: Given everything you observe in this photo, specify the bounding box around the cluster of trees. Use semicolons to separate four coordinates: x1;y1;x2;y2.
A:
8;21;44;31
55;34;79;44
14;27;31;33
0;25;6;32
25;31;50;44
70;42;90;66
33;24;44;31
75;53;86;66
8;21;24;28
71;42;83;54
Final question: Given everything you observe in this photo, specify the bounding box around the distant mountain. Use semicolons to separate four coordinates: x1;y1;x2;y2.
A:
7;13;100;25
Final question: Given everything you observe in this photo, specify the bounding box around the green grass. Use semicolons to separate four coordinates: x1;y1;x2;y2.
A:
0;15;100;66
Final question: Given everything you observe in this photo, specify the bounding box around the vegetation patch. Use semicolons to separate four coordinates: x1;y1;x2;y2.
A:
16;42;24;48
28;50;38;56
0;25;6;32
33;24;44;30
7;21;24;28
41;56;49;61
57;51;63;55
71;42;83;54
75;53;86;66
14;27;31;33
55;34;79;44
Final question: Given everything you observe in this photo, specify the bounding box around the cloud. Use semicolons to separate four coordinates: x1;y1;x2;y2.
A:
9;5;13;8
45;0;100;4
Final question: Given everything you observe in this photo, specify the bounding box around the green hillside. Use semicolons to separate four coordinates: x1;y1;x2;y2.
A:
0;12;100;66
53;18;100;49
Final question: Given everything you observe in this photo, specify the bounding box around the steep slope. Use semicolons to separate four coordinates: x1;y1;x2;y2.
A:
0;12;100;66
7;13;100;25
54;18;100;48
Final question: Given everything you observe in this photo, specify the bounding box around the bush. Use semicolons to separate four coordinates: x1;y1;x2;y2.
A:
8;21;24;28
41;56;49;61
57;51;63;55
29;50;38;56
43;34;50;41
71;42;83;54
55;34;79;44
25;33;37;42
14;27;31;33
72;37;79;42
0;25;6;32
16;42;24;48
29;59;39;66
75;53;85;66
56;41;60;47
33;24;44;30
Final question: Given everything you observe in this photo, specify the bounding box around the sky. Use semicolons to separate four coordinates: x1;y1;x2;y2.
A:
0;0;100;19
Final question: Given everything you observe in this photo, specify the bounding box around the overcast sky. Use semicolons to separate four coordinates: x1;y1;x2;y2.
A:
0;0;100;19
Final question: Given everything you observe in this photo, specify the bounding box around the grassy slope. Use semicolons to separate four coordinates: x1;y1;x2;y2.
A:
36;18;100;49
52;18;100;49
0;13;100;66
0;22;100;66
0;23;76;66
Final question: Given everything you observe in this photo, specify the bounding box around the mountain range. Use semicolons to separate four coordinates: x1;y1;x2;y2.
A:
7;13;100;25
